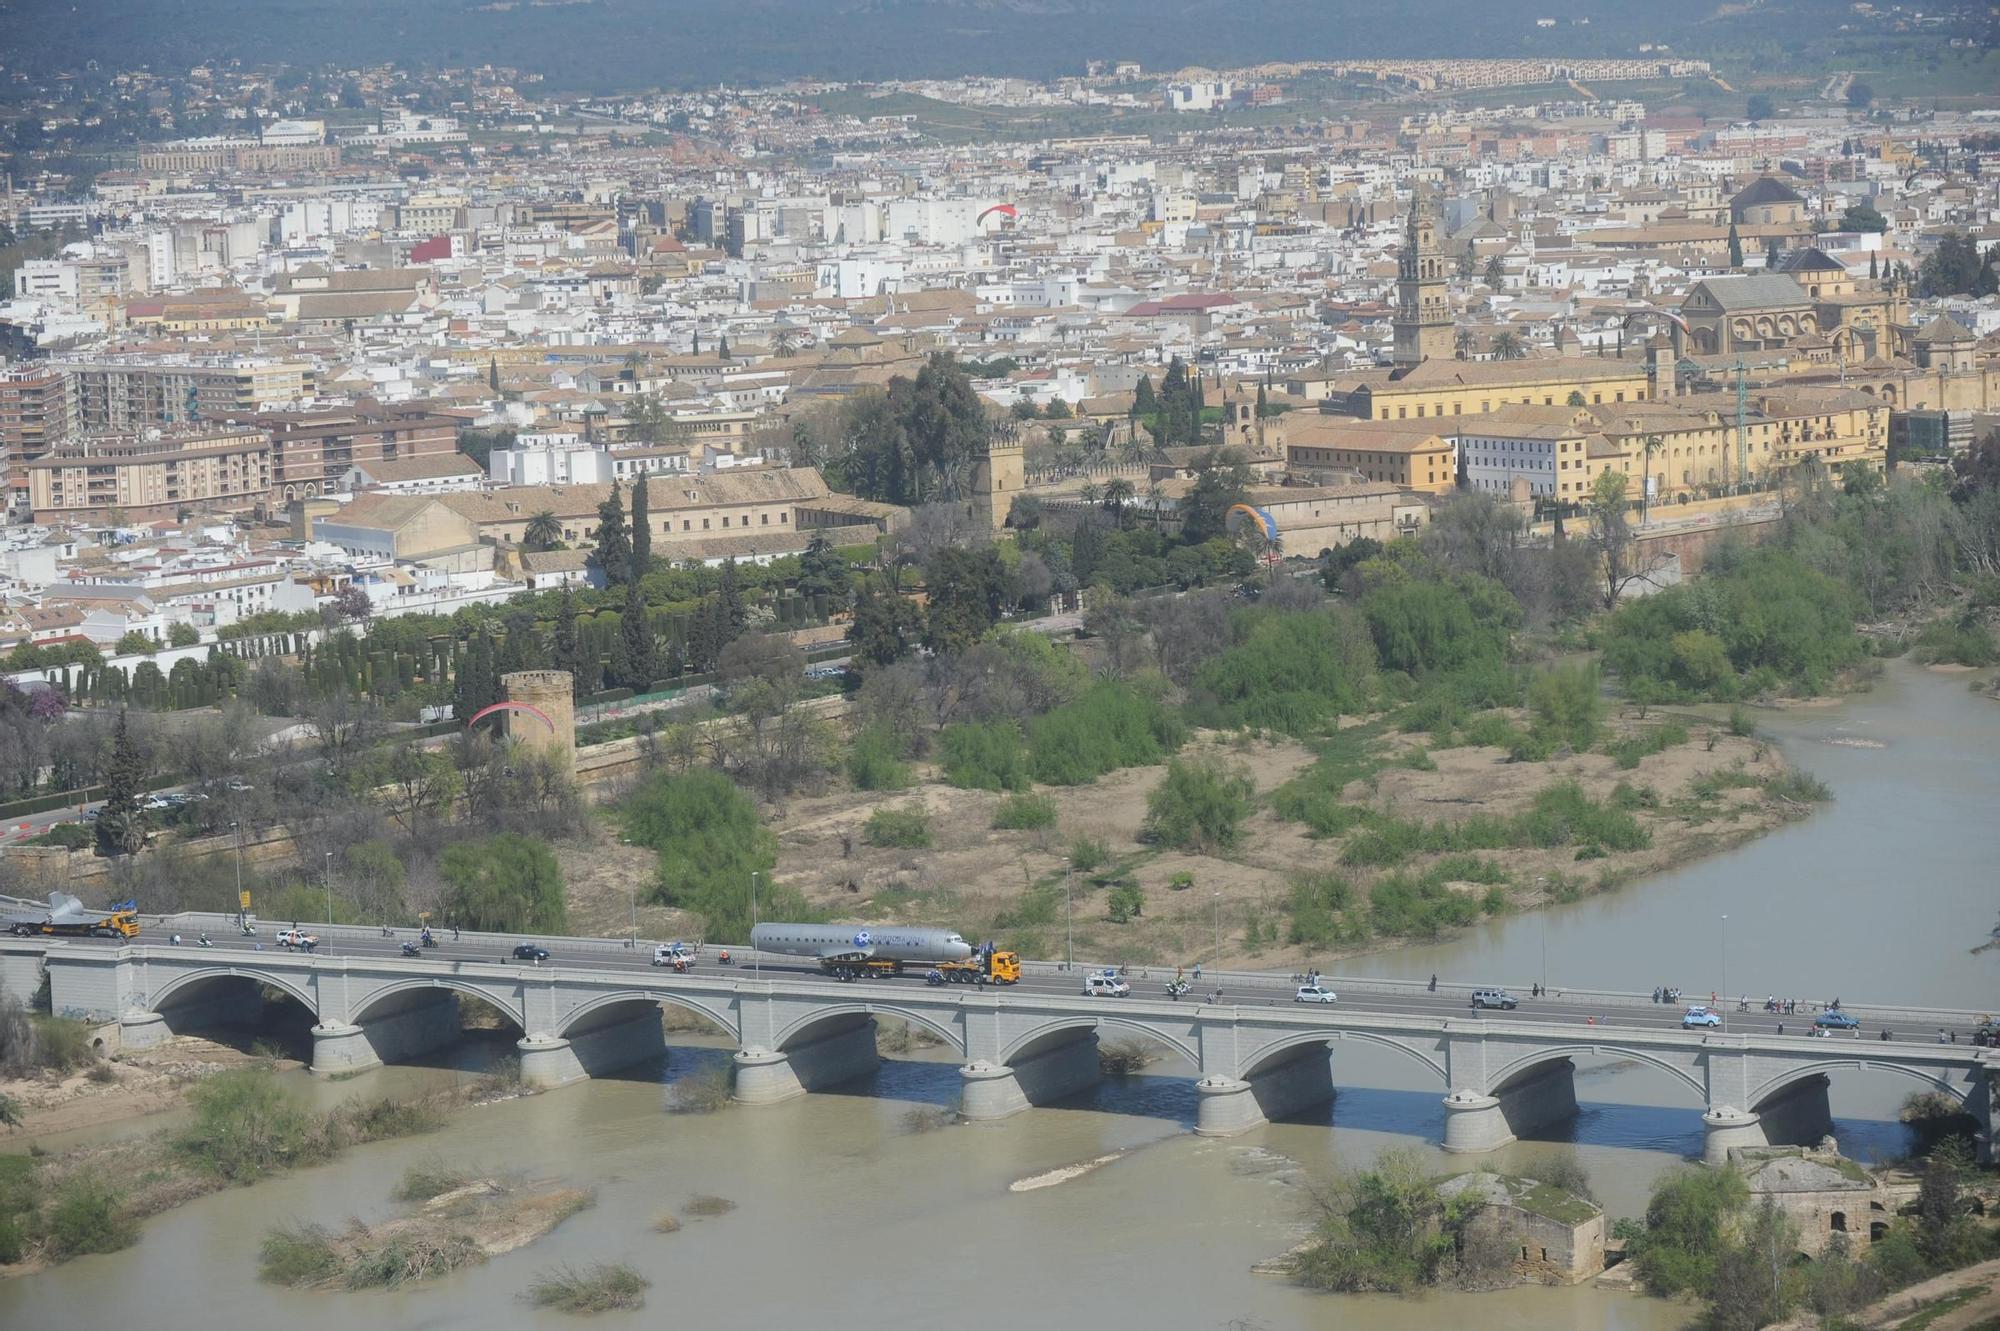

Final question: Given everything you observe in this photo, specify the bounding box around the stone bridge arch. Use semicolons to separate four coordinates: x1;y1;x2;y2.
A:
555;989;737;1042
348;976;527;1032
1240;1028;1447;1087
774;1002;966;1059
1488;1043;1707;1104
1750;1059;1971;1112
149;965;322;1020
999;1016;1196;1070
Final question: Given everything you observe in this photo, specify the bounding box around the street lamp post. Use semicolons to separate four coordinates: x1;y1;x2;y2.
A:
750;870;761;976
1213;892;1221;971
1720;913;1729;1027
1064;860;1074;971
323;852;332;926
231;822;243;927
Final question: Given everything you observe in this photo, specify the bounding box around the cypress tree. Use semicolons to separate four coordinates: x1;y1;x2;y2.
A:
1727;222;1744;269
618;580;655;688
453;630;500;721
718;558;747;637
718;334;731;361
95;710;147;857
630;472;652;576
553;584;580;694
593;481;631;586
1132;374;1156;420
488;357;501;394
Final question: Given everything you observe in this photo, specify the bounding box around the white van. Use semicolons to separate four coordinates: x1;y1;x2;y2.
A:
1083;973;1131;998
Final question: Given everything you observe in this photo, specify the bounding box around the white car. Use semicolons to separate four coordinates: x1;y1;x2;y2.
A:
273;928;318;950
1083;973;1130;998
1294;985;1339;1004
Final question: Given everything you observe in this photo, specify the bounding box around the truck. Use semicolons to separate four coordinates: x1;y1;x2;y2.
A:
5;893;141;940
825;945;1021;985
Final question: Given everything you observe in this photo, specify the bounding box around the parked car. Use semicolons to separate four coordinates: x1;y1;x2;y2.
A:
1294;984;1339;1005
1814;1010;1862;1031
512;943;551;963
1682;1005;1723;1028
1470;988;1518;1010
1083;972;1130;998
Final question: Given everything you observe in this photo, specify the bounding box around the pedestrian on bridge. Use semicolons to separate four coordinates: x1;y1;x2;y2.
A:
1428;974;1437;992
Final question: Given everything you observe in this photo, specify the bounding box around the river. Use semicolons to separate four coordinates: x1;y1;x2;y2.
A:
4;659;1994;1331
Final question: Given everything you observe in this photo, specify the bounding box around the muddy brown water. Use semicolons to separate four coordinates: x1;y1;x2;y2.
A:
3;659;1992;1331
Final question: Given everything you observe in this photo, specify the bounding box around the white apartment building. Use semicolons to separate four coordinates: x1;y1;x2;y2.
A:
489;432;612;486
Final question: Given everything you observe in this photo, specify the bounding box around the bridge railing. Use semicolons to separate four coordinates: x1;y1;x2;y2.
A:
120;910;1992;1030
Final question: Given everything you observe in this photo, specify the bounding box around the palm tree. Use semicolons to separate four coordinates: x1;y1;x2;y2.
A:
1454;329;1474;361
1491;331;1524;361
1080;481;1101;506
524;510;563;551
1102;477;1135;521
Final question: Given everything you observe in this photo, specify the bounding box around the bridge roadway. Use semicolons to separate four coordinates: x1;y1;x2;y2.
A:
5;915;1993;1166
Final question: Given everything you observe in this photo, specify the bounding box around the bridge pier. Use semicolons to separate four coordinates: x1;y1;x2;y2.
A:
517;1036;584;1090
312;991;462;1076
1442;1059;1579;1154
961;1030;1102;1121
1442;1090;1513;1153
1196;1045;1337;1136
1702;1106;1766;1165
118;1009;169;1051
733;1014;881;1106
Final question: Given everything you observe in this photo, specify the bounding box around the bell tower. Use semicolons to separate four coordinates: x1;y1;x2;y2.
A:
1392;190;1454;376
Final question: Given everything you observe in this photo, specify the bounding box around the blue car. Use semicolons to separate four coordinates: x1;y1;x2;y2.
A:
1682;1006;1723;1028
1814;1010;1861;1031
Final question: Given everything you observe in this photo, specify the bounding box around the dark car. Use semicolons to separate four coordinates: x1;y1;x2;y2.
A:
512;943;551;963
1814;1009;1861;1031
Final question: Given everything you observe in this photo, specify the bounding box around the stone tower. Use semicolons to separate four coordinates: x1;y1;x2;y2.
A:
499;670;576;772
1392;190;1454;376
971;439;1024;531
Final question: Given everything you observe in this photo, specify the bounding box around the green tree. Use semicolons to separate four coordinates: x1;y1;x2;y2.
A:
94;710;147;857
797;533;850;605
524;510;563;552
1293;1148;1470;1294
488;357;501;394
1144;755;1254;851
1728;222;1744;268
1483;253;1505;286
551;584;582;691
452;629;501;722
593;481;631;585
1490;331;1523;360
1179;448;1251;545
1626;1165;1749;1296
1527;661;1604;751
1704;1199;1802;1331
1917;232;1998;298
619;768;782;939
614;580;656;687
1845;80;1873;109
1837;202;1888;234
438;833;567;933
1131;374;1156;421
922;546;1007;655
630;472;651;576
1746;93;1774;121
167;622;199;648
114;630;156;656
849;584;922;665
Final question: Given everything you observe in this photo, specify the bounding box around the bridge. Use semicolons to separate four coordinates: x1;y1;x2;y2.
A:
4;922;1991;1166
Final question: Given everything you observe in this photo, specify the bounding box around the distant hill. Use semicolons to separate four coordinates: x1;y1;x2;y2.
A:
0;0;1835;92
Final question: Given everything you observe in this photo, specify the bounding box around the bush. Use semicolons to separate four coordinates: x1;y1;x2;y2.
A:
665;1061;733;1115
173;1066;321;1182
1460;711;1525;750
937;721;1029;791
864;805;933;849
1286;873;1363;948
392;1161;471;1203
846;724;911;791
526;1263;650;1313
1066;835;1110;874
991;792;1057;830
1764;770;1833;803
1144;756;1255;851
437;833;567;935
1527;662;1604;752
1605;719;1689;769
1195;609;1375;735
259;1223;344;1285
29;1015;98;1074
1727;704;1756;737
621;768;787;940
1027;682;1185;784
684;1195;736;1218
1106;881;1145;923
45;1176;137;1257
28;822;91;850
1913;617;1999;667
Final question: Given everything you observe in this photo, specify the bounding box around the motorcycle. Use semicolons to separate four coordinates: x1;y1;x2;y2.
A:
925;969;946;986
197;934;212;948
1165;980;1190;1001
717;949;733;965
399;941;421;958
420;933;438;949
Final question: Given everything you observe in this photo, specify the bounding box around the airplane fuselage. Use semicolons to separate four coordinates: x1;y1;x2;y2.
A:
750;923;974;965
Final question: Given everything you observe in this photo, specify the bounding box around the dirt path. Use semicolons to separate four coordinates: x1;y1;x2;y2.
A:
1768;1257;2000;1330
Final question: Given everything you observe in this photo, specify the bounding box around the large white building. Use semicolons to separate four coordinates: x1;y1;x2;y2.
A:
488;432;612;487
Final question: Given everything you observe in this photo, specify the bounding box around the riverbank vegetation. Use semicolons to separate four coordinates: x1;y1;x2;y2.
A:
1288;1148;1594;1294
0;1065;494;1273
1619;1142;1999;1330
525;1262;650;1314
